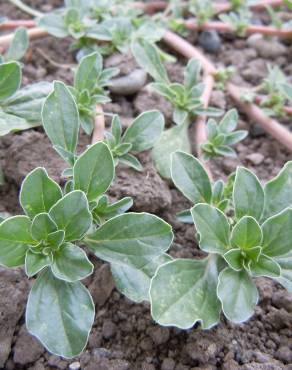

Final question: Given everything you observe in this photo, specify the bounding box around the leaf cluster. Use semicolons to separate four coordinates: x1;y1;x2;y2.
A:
219;8;252;36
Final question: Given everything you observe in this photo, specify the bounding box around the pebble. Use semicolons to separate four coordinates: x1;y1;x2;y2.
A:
161;358;176;370
246;153;265;165
109;69;147;95
102;320;117;339
147;327;170;345
198;30;221;53
69;362;81;370
247;34;287;59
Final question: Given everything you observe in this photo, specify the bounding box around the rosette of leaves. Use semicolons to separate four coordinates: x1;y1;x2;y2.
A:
188;0;215;25
69;51;119;134
0;61;52;136
0;27;28;63
105;111;165;172
202;109;248;159
149;151;292;329
132;39;222;178
219;8;251;37
0;83;174;358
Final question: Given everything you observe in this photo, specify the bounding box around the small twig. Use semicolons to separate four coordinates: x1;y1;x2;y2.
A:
184;20;292;39
0;20;36;30
8;0;43;18
255;95;292;115
227;83;292;151
91;105;105;144
35;48;76;69
0;27;48;51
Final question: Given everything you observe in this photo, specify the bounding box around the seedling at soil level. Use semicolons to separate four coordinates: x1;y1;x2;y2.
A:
0;87;173;358
150;151;292;329
0;27;28;62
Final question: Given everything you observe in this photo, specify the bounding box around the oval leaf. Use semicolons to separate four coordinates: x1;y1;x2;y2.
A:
231;216;262;250
74;51;102;92
0;61;21;101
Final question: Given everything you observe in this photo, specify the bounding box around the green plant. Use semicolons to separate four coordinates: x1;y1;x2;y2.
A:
148;151;292;329
219;8;251;36
0;27;28;62
0;61;52;136
202;109;248;159
188;0;215;25
0;81;173;358
214;66;236;91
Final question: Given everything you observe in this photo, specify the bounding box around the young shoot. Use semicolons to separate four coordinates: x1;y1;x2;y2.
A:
149;151;292;330
219;8;252;37
188;0;215;26
0;27;28;63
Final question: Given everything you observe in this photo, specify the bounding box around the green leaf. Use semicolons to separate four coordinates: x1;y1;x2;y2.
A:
26;269;95;358
119;153;143;172
223;248;243;271
191;204;230;254
47;230;65;247
152;122;191;179
219;109;238;133
42;81;79;155
217;267;258;323
51;243;93;282
264;162;292;219
111;254;172;303
6;27;29;61
20;167;62;219
131;39;169;83
176;209;193;224
280;83;292;101
38;12;69;38
85;213;173;268
231;216;262;250
123;110;164;152
73;142;114;201
184;58;201;91
249;254;281;278
275;251;292;292
25;250;52;277
261;208;292;257
150;256;221;329
233;167;264;221
0;216;34;267
74;51;102;93
224;131;248;145
171;151;212;204
173;107;188;125
95;197;133;219
0;111;34;136
49;191;92;241
31;213;57;242
0;61;21;101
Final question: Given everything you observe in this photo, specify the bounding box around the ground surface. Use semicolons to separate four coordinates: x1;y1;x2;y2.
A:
0;1;291;369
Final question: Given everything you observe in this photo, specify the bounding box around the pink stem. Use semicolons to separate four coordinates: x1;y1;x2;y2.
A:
0;27;48;51
255;96;292;115
0;20;36;30
91;105;105;144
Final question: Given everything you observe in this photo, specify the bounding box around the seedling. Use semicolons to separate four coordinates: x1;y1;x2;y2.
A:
149;151;292;330
0;27;28;62
202;109;248;159
0;61;52;136
219;8;251;36
188;0;215;25
214;66;236;91
0;81;173;358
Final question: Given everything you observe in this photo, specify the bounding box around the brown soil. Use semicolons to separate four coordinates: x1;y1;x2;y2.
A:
0;1;291;370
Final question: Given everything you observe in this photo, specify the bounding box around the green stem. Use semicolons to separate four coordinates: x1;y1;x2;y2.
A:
8;0;43;18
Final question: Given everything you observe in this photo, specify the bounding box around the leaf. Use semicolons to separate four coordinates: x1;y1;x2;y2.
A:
264;161;292;219
49;191;92;241
217;267;258;323
191;204;230;254
85;213;173;268
233;167;264;221
119;153;143;172
150;256;221;329
42;81;79;155
26;269;95;358
122;110;164;152
20;167;62;219
261;208;292;257
111;254;172;303
6;27;29;61
38;12;69;38
219;109;238;133
0;216;34;267
176;209;193;224
152;122;191;179
0;111;35;136
0;61;21;101
95;197;133;219
2;82;52;122
25;250;52;277
224;131;248;145
249;254;281;278
51;243;93;282
131;39;169;83
231;216;262;250
31;213;57;242
73;142;114;201
173;107;189;125
74;51;102;93
280;83;292;101
275;251;292;292
171;151;212;204
184;58;201;91
223;248;243;271
47;230;65;247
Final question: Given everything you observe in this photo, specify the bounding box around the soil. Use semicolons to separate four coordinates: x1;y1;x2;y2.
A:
0;1;292;370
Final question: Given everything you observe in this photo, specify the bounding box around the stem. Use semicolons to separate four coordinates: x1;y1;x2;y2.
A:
8;0;43;18
135;1;168;14
184;20;292;39
255;96;292;115
227;83;292;151
0;20;36;30
0;27;48;51
215;0;283;13
91;105;105;144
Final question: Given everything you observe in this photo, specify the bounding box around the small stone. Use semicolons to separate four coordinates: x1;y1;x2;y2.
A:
275;346;292;363
13;326;44;365
147;326;170;345
247;34;287;59
102;320;117;339
198;30;221;53
69;362;81;370
48;355;68;369
246;153;264;165
161;358;175;370
109;69;147;95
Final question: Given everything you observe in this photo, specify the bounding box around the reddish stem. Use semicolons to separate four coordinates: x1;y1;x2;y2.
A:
0;27;48;51
134;1;168;14
0;20;36;30
91;105;105;144
255;96;292;115
228;83;292;151
215;0;283;13
184;20;292;39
